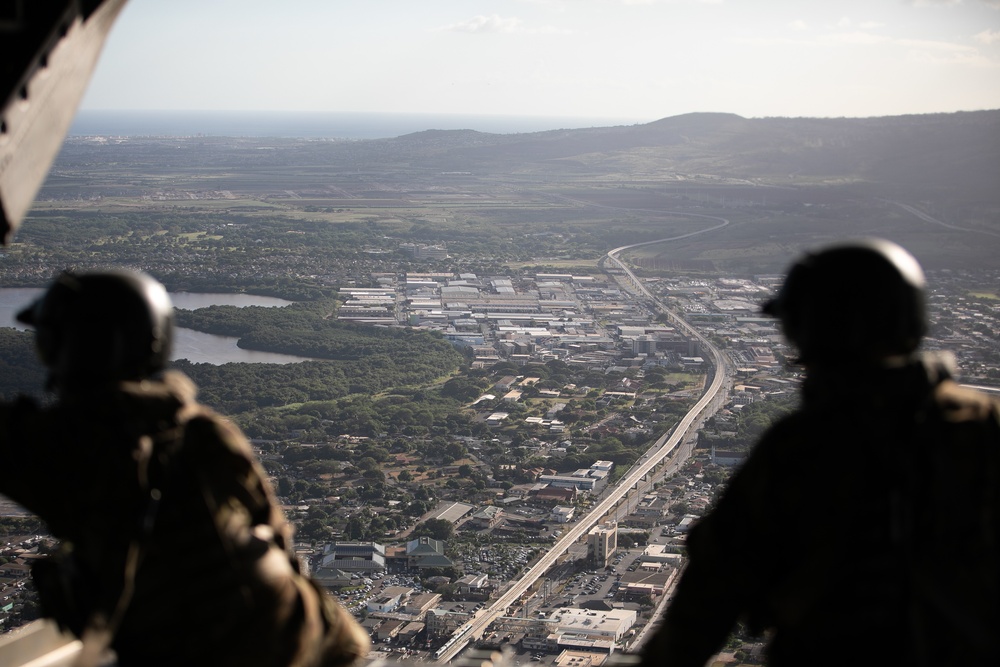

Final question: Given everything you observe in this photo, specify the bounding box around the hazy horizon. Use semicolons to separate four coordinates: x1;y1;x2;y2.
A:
69;107;999;142
80;1;1000;121
68;109;649;139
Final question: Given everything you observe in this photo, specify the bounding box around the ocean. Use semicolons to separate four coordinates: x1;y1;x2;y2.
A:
69;110;646;140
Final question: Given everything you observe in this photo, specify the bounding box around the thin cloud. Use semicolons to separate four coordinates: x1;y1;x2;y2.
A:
974;28;1000;42
750;27;997;70
900;36;982;51
609;0;723;4
436;14;572;35
896;37;1000;67
824;30;889;45
514;0;567;6
789;19;809;31
438;15;524;33
908;0;1000;8
908;47;998;66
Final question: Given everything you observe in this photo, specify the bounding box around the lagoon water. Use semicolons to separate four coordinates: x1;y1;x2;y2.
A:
0;289;312;365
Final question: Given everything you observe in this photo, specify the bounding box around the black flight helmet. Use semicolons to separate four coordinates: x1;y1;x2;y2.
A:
762;239;926;366
17;269;174;388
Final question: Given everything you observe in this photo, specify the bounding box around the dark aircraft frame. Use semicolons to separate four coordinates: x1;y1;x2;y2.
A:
0;0;128;243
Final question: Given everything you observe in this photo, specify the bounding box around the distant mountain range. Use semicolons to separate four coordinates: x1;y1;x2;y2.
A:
51;108;1000;271
65;109;1000;207
378;110;999;206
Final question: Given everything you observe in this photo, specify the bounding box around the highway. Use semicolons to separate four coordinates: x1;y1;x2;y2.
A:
436;223;733;663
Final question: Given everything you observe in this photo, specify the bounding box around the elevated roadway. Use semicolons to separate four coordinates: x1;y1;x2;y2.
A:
436;221;734;662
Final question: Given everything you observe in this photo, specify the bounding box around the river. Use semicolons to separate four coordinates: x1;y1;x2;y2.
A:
0;288;314;365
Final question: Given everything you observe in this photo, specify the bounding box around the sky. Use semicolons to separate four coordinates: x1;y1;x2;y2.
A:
79;0;1000;123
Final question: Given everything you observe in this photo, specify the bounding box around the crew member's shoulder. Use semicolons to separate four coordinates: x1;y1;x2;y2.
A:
124;371;249;449
934;379;1000;423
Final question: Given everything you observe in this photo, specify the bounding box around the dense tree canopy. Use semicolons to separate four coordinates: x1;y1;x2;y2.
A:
412;518;454;541
168;301;465;416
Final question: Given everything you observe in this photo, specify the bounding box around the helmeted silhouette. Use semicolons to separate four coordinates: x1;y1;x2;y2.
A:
1;269;370;667
642;239;1000;667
